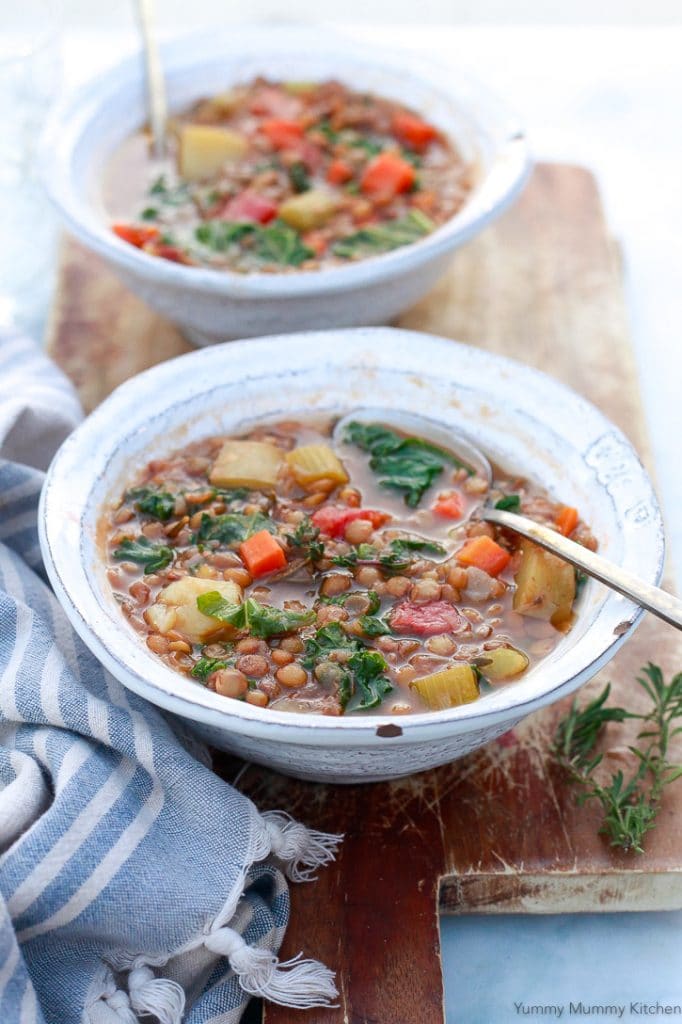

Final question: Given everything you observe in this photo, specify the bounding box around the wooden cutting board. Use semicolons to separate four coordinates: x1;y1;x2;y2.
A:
47;164;682;1024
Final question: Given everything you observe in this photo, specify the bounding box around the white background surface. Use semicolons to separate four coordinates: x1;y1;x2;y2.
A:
4;16;682;1022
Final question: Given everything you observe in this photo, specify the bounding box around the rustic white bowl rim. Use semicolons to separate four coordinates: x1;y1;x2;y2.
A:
39;24;530;300
39;328;664;748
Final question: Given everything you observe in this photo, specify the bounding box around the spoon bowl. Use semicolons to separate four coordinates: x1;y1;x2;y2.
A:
332;407;493;486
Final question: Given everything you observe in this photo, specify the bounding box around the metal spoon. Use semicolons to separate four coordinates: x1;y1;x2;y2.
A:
335;409;682;631
135;0;167;159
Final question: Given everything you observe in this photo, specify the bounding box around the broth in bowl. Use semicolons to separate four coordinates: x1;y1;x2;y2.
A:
103;415;596;717
104;77;474;273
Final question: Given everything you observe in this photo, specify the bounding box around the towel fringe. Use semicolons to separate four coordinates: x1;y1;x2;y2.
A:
255;810;343;881
204;925;339;1009
96;956;185;1024
127;962;185;1024
90;966;139;1024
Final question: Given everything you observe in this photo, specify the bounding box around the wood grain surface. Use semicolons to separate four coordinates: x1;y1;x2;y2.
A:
47;164;682;1024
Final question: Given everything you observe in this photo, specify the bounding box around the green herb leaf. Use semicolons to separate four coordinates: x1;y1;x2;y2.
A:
357;615;392;638
191;657;229;681
113;536;173;573
379;537;446;570
253;221;313;267
301;625;392;711
347;650;393;710
553;664;682;853
141;206;159;221
333;211;435;260
197;594;315;638
195;221;255;251
195;511;275;547
320;589;381;614
285;517;325;564
495;494;521;511
127;487;176;521
301;622;360;668
345;421;468;507
149;175;190;206
288;161;311;193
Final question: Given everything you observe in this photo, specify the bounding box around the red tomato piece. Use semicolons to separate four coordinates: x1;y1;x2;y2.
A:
389;601;462;637
146;242;191;264
360;153;416;199
432;492;465;520
391;112;438;151
112;223;160;248
249;86;303;119
221;191;278;224
327;158;353;185
311;506;391;539
261;119;305;150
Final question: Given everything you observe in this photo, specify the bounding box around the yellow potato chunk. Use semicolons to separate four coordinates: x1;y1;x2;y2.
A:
479;645;529;682
209;440;283;490
145;578;241;643
178;124;247;181
512;541;576;627
410;665;479;711
285;444;349;488
278;190;338;231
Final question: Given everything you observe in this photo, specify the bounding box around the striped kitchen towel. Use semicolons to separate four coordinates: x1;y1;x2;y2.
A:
0;331;340;1024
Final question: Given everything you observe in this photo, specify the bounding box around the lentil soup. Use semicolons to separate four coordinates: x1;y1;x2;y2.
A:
102;416;597;717
105;77;474;273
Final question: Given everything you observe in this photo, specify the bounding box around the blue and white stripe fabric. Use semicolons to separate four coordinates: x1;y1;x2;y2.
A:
0;332;339;1024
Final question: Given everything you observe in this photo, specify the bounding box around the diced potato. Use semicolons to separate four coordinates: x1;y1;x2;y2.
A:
478;645;529;682
512;541;576;627
285;444;349;488
209;440;283;490
283;81;316;95
145;578;241;643
278;190;338;231
206;90;240;115
410;664;479;711
178;124;247;180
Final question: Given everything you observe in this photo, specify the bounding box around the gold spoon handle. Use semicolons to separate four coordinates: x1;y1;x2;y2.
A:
135;0;167;159
483;507;682;631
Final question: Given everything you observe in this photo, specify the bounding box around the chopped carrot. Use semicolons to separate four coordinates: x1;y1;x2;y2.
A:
302;230;329;257
360;152;415;199
261;119;304;149
327;158;353;185
555;505;579;537
456;535;511;577
391;112;438;151
239;530;286;578
432;492;465;520
112;224;160;248
410;190;436;213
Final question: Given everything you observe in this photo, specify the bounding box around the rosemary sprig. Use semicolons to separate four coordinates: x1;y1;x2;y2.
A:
553;663;682;853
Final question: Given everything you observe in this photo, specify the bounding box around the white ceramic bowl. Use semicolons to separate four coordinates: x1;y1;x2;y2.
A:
41;26;530;347
39;328;664;783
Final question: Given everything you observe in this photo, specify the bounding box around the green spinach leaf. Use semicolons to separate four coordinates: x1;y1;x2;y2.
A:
333;211;434;260
195;511;275;546
495;494;521;511
253;221;313;266
127;487;176;521
191;656;230;681
345;421;469;507
113;537;173;573
195;221;255;251
197;594;315;638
